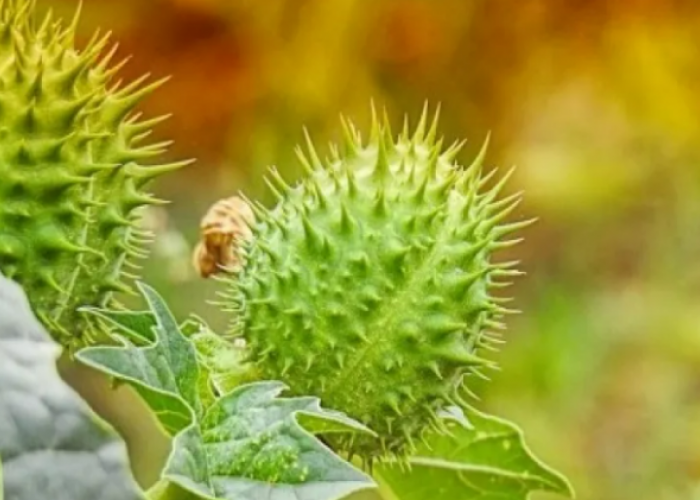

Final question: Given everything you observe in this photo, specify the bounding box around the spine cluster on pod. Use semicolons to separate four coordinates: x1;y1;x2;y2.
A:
0;1;189;347
225;105;530;461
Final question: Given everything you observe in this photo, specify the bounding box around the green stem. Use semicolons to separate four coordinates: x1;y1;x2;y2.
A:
146;480;200;500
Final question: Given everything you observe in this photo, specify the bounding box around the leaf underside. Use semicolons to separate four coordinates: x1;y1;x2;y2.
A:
0;274;143;500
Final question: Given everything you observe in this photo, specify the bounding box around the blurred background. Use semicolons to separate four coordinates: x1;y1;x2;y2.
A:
51;0;700;498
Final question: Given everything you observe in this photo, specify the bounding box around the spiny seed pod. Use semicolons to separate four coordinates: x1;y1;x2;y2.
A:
224;105;530;461
0;1;189;348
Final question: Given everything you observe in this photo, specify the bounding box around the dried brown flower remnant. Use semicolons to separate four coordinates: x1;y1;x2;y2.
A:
193;196;255;278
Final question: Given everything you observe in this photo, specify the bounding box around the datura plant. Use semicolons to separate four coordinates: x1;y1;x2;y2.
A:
0;0;188;349
0;2;575;500
225;111;527;462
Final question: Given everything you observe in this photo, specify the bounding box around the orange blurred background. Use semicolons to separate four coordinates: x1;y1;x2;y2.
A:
53;0;700;499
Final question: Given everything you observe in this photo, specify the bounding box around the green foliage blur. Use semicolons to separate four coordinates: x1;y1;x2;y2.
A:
55;0;700;498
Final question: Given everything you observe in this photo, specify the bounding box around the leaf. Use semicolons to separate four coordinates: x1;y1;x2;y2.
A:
375;406;574;500
0;274;144;500
163;381;376;500
78;282;377;500
77;282;203;435
84;307;158;344
81;307;224;409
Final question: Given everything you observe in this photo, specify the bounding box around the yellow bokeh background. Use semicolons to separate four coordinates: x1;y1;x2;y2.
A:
49;0;700;498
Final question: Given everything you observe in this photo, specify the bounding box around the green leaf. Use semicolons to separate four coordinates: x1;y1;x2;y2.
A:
163;381;376;500
0;274;144;500
78;282;377;500
77;282;203;435
84;307;158;344
81;307;226;409
375;406;574;500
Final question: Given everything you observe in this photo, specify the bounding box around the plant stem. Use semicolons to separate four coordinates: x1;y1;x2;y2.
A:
146;480;200;500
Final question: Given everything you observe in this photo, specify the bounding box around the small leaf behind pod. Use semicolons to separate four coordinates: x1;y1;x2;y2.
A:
77;282;204;435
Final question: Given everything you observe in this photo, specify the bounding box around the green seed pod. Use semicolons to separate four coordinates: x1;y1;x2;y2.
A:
226;106;530;461
0;1;188;347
